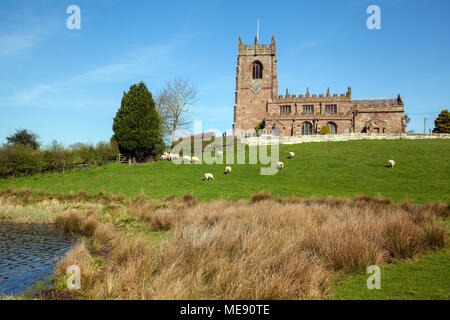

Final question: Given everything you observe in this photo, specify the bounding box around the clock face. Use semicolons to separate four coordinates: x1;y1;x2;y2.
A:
251;82;261;95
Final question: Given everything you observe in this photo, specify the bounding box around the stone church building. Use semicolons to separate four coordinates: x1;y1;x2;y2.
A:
233;36;407;136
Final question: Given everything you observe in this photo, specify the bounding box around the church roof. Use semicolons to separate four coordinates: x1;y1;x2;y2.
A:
352;97;402;106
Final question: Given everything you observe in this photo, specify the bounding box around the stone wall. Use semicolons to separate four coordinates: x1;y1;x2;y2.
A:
240;133;450;146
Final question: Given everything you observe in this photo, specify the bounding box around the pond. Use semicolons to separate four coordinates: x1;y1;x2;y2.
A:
0;223;76;297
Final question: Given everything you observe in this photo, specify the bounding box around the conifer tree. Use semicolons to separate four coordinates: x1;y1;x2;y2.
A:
432;109;450;133
113;82;164;161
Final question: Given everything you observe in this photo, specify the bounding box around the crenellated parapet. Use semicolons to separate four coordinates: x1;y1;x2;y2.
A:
238;35;276;56
273;86;352;103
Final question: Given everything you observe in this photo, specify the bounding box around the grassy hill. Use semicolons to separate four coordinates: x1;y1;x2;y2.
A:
0;139;449;203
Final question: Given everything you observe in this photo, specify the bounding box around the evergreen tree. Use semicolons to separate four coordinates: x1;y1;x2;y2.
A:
113;82;164;162
432;109;450;133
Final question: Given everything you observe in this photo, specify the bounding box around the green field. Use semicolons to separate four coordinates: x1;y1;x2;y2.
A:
332;247;450;300
0;139;449;203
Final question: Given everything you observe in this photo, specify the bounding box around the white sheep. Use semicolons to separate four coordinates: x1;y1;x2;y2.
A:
387;160;396;168
182;155;192;163
191;156;201;164
171;154;180;161
276;161;284;170
288;152;295;159
224;166;232;174
203;173;214;181
216;151;223;158
160;154;168;161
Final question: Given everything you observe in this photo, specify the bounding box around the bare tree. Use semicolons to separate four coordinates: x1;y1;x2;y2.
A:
156;78;197;144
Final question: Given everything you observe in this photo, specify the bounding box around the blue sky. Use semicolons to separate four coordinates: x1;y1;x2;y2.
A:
0;0;449;146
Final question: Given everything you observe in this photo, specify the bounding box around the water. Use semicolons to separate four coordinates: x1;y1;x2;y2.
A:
0;223;76;297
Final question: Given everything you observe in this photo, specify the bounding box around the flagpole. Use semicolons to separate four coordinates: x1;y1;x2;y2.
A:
257;19;260;41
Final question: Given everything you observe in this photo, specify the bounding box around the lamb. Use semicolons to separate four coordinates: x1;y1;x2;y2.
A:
276;161;284;170
191;156;201;164
203;173;214;181
387;160;396;168
224;166;232;174
288;152;295;159
182;155;192;163
216;151;223;158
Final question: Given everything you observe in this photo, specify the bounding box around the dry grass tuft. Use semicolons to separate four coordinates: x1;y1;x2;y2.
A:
86;208;97;218
56;212;83;233
94;222;114;243
127;199;155;222
250;192;272;203
151;209;173;231
97;190;105;200
82;216;98;236
182;193;197;206
164;195;175;202
55;242;102;293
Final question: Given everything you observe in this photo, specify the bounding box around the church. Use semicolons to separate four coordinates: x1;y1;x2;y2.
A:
233;35;407;136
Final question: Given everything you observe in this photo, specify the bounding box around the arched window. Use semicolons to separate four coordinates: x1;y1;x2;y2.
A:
252;61;263;79
327;122;337;134
301;122;313;135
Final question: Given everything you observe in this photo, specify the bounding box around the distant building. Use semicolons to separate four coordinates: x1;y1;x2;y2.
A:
233;35;406;136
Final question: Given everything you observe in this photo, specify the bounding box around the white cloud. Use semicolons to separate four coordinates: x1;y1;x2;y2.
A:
0;32;40;55
14;84;56;105
70;43;176;85
0;8;54;57
1;39;183;112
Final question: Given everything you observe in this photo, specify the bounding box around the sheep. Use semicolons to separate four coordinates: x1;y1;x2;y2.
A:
216;151;223;158
288;152;295;159
191;156;201;164
224;166;232;174
387;160;395;168
203;173;214;181
171;154;180;161
182;155;192;163
275;162;284;170
160;154;168;161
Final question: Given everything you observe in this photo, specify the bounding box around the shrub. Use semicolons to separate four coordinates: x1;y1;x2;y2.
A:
319;126;331;135
0;140;119;178
8;144;42;176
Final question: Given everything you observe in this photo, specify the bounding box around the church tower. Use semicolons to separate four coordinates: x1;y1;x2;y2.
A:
233;35;278;133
